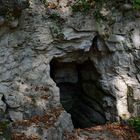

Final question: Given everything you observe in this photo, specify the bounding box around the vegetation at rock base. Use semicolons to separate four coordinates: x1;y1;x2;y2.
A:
128;117;140;133
71;0;140;12
0;120;11;140
0;120;10;132
49;12;60;20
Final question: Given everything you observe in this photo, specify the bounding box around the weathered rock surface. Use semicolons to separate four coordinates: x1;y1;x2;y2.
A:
0;0;139;139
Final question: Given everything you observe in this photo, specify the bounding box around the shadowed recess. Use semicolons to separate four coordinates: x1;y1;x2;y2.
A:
50;57;117;128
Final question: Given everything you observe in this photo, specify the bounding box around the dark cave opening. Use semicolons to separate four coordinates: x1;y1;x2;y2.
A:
50;58;117;128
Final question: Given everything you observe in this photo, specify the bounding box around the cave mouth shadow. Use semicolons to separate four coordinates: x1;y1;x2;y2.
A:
50;58;117;129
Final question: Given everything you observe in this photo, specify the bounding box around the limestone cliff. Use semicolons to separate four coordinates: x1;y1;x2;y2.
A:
0;0;139;139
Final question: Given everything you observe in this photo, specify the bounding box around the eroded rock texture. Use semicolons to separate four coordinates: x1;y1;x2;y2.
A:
0;0;139;139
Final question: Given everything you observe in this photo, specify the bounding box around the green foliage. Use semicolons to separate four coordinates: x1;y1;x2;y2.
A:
71;0;94;13
71;0;105;22
0;121;9;131
93;10;104;23
49;12;60;20
0;120;11;140
133;0;140;9
128;117;140;133
41;0;48;6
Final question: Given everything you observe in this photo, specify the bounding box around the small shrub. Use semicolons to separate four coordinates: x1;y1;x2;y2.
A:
49;12;60;20
128;117;140;133
71;0;95;13
133;0;140;9
93;10;104;22
71;0;105;22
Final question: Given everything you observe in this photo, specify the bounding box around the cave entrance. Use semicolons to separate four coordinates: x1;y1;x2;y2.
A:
50;58;117;128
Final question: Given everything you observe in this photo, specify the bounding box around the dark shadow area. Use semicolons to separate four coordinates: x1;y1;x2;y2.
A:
50;58;117;128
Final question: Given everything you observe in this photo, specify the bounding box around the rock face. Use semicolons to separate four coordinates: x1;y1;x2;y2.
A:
0;0;29;29
0;0;139;139
0;0;29;15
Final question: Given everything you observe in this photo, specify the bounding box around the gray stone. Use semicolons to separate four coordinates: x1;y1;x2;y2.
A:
108;34;125;43
0;16;4;26
131;29;140;49
0;0;139;139
9;111;23;121
4;92;25;108
67;13;97;32
122;4;133;11
56;111;74;132
43;127;63;140
0;84;9;94
9;19;19;29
